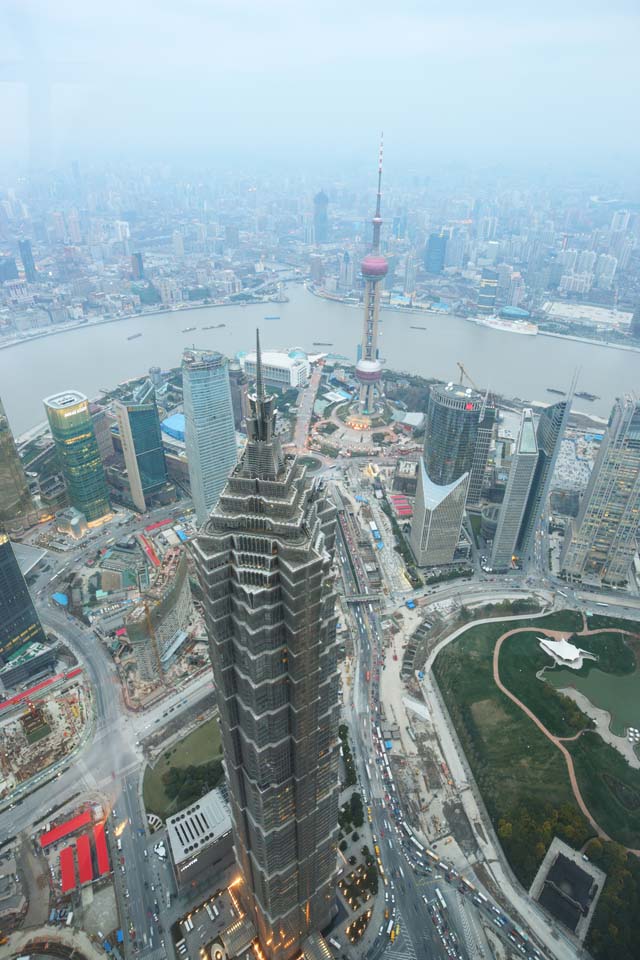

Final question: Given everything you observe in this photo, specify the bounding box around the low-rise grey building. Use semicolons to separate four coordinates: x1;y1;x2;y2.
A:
166;787;234;891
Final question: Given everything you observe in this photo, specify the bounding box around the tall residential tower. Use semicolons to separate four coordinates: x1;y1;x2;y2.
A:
356;139;388;414
192;333;340;959
182;349;237;527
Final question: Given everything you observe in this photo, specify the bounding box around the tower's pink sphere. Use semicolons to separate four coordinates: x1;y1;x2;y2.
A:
361;254;388;278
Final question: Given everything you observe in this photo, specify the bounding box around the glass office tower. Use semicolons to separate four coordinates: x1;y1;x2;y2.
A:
44;390;111;524
115;400;168;512
0;532;47;664
517;399;570;560
491;409;539;570
182;349;237;526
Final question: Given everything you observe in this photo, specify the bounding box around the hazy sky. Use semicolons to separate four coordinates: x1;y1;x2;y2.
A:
1;0;639;173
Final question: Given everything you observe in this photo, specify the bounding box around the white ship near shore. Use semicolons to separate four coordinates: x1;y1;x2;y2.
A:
468;314;539;335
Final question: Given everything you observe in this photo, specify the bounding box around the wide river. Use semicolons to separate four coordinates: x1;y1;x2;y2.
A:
1;284;637;434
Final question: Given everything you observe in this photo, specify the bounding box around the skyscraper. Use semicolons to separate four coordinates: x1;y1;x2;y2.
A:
0;532;47;665
115;399;168;512
424;232;447;274
355;139;388;414
477;268;498;314
423;383;488;488
182;349;237;527
131;252;145;280
0;395;35;528
491;409;539;571
18;239;37;283
411;382;495;566
313;190;329;244
44;391;111;525
516;399;570;560
410;464;468;567
561;396;640;585
191;333;339;959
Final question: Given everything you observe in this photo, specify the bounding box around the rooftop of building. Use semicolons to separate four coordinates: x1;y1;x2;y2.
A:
430;381;483;406
240;349;309;370
0;640;52;670
420;459;468;509
12;540;48;576
519;411;538;455
166;787;232;864
395;459;419;475
43;390;88;409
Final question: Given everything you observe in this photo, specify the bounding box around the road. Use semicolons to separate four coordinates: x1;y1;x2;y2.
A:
334;518;459;960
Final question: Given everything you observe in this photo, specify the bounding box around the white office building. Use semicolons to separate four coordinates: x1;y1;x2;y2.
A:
241;349;310;389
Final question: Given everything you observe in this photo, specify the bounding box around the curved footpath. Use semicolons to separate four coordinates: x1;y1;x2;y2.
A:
493;625;640;856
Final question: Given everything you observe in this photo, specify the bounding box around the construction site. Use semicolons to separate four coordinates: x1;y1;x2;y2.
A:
0;669;89;795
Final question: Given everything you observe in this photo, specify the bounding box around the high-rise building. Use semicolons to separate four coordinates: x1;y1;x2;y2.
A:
411;382;495;566
191;333;339;959
410;464;468;567
424;232;447;274
423;383;490;493
516;399;570;560
313;190;329;244
90;403;115;463
338;251;354;292
0;256;19;282
468;404;497;506
228;360;250;431
131;252;144;280
491;409;539;570
630;305;640;339
477;268;498;314
182;349;237;526
403;254;417;296
355;140;388;414
561;396;640;585
115;399;168;512
44;391;111;525
0;395;35;528
18;239;37;283
0;532;47;665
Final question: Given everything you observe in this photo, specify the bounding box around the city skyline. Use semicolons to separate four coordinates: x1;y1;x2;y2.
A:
1;8;640;954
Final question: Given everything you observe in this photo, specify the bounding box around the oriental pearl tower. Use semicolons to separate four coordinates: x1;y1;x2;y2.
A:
356;136;388;414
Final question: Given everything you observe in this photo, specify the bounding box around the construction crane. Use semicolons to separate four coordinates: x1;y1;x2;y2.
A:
457;361;482;393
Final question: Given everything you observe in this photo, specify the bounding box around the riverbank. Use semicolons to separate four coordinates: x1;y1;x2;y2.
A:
309;284;640;355
0;295;286;353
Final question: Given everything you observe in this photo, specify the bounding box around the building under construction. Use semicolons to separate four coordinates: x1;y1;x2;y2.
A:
124;548;193;682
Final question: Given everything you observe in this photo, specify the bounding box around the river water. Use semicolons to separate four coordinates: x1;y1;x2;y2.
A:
1;284;637;434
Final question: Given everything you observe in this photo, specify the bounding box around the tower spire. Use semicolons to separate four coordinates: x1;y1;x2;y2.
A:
255;327;264;401
372;132;384;252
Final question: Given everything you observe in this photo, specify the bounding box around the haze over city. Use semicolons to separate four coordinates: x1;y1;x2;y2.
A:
1;5;640;960
1;0;640;171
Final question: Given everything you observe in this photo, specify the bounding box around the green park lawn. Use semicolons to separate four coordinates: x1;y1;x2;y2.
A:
433;609;640;875
143;715;223;820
